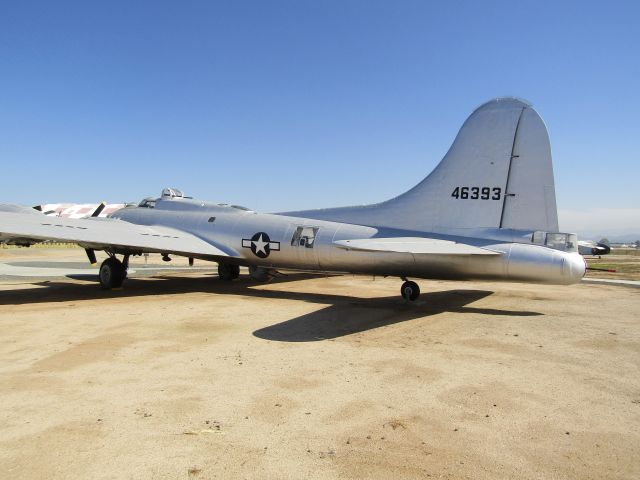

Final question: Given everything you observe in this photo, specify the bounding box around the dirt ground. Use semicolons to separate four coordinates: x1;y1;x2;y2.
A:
0;249;638;479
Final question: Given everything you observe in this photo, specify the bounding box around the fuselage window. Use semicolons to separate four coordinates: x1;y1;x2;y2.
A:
291;226;319;248
208;217;216;223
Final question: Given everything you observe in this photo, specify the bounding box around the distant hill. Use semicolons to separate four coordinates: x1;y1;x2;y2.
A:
577;232;640;243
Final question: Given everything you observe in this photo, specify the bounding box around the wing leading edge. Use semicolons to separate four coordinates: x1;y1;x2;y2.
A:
0;211;230;259
333;237;501;256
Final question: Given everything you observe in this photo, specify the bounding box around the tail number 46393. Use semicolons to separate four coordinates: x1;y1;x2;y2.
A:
451;187;501;200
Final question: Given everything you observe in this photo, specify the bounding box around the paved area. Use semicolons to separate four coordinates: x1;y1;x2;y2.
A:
582;278;640;288
0;249;639;479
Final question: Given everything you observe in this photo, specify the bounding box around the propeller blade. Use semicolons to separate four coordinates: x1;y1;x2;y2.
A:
91;202;107;217
85;248;97;265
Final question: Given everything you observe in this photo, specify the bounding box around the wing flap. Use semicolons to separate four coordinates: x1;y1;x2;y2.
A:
0;212;229;258
333;237;500;255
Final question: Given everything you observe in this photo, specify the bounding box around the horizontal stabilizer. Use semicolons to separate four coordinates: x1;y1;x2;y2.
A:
333;237;500;256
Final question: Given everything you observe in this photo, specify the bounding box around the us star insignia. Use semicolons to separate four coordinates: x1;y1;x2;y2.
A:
242;232;280;258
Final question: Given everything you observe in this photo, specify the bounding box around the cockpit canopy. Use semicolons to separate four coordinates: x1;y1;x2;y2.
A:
135;188;252;212
138;188;188;208
161;187;185;199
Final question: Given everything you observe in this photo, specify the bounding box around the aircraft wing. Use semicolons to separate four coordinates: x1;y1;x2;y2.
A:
333;237;501;255
0;211;230;258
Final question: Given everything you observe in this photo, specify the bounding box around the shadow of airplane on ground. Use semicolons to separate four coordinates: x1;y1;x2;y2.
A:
0;273;321;305
0;274;542;341
252;289;542;342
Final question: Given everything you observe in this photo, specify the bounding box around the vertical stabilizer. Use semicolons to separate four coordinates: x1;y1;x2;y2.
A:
284;97;559;234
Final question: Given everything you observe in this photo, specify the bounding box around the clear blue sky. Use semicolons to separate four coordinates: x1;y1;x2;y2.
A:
1;1;638;234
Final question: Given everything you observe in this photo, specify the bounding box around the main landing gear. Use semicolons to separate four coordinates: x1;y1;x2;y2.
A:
99;254;129;289
400;279;420;301
218;263;240;281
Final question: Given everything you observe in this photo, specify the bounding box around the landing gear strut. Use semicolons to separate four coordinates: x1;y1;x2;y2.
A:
218;263;240;281
99;255;128;289
401;280;420;301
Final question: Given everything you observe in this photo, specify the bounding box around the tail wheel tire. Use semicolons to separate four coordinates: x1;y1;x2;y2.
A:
99;258;126;289
218;263;240;281
401;280;420;301
249;265;272;282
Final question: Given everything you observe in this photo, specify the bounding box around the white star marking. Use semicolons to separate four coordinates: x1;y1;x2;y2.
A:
252;234;268;255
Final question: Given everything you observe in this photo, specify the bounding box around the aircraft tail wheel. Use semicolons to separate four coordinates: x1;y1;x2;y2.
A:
99;257;126;289
401;280;420;301
218;263;240;281
249;265;274;282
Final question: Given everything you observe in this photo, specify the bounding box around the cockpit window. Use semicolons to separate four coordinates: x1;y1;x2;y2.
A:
138;198;156;208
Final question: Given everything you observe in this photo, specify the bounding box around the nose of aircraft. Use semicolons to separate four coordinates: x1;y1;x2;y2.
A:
562;252;586;284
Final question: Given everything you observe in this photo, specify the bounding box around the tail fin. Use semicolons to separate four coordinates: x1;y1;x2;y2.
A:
286;97;559;233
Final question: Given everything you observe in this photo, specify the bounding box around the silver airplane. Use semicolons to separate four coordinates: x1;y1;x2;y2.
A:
0;97;586;301
578;240;611;257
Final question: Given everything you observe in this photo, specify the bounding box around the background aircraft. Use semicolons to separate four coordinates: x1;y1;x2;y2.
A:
34;202;126;219
578;240;611;257
0;98;586;300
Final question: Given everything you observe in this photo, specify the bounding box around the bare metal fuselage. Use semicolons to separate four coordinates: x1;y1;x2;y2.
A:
0;97;587;297
112;199;585;286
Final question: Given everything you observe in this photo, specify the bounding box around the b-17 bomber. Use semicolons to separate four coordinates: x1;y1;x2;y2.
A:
0;98;586;301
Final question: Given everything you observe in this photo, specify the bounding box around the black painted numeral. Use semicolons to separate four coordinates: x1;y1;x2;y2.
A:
451;186;502;200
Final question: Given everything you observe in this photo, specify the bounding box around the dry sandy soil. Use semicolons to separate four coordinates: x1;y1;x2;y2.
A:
0;249;638;479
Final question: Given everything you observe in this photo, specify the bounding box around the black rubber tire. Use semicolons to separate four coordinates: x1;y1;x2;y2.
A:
248;265;272;282
400;280;420;301
218;263;240;281
99;257;126;289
